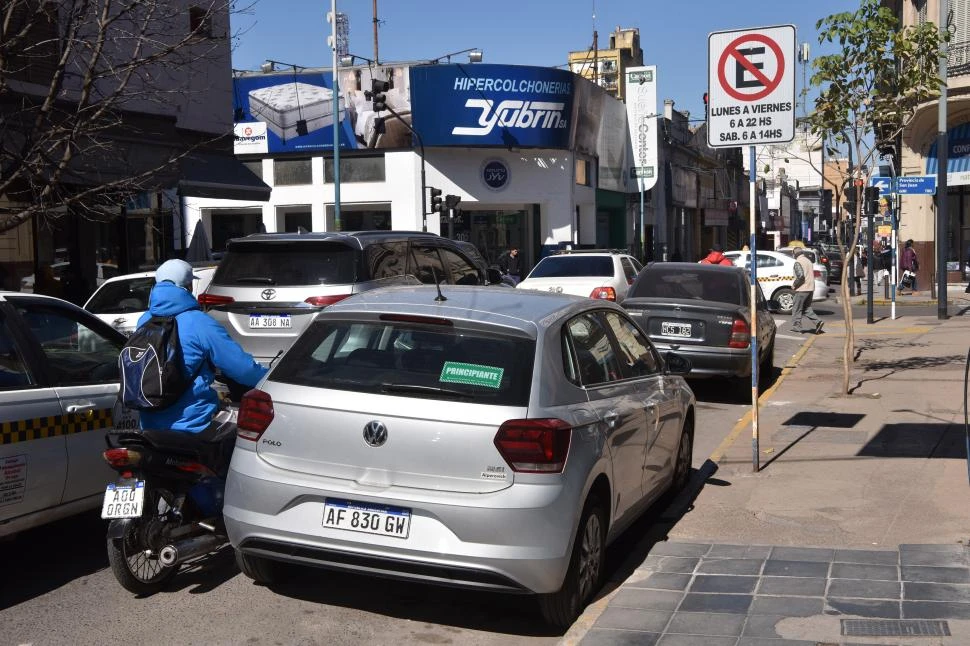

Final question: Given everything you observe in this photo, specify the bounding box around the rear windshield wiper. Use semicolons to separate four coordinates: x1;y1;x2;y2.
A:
233;276;276;285
380;383;473;400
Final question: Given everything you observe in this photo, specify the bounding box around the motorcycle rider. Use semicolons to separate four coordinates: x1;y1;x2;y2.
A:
136;259;267;435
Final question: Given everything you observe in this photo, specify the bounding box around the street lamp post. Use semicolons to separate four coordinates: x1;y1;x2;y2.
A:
328;2;341;225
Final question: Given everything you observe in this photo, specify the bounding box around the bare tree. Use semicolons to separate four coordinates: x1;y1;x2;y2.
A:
0;0;241;234
808;0;946;394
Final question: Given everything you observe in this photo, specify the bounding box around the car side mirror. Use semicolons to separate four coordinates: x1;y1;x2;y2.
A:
664;351;692;376
486;267;504;285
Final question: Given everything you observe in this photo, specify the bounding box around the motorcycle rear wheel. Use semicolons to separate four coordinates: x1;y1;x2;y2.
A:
107;518;178;595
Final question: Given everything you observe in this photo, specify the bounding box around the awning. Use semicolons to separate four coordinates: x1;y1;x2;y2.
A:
178;152;271;202
925;122;970;187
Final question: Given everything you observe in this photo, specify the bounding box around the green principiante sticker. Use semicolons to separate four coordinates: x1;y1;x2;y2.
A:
439;361;504;389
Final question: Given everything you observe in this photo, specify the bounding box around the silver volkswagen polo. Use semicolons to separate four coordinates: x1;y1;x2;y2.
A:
225;285;695;628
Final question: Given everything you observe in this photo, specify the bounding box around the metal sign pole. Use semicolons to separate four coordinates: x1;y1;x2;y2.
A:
749;144;760;472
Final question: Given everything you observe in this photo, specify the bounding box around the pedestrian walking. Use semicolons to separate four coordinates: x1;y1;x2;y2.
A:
790;247;823;334
853;249;865;296
497;247;523;285
900;239;918;293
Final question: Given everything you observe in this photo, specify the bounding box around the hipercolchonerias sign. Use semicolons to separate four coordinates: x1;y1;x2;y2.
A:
409;64;575;149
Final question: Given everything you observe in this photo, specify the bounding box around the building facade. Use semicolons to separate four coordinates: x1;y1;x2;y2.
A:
568;27;643;102
887;0;970;288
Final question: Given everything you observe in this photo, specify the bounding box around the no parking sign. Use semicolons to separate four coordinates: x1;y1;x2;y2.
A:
707;25;796;148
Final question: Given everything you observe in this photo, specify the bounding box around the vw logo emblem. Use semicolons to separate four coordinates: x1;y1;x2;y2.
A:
260;288;276;300
363;421;387;447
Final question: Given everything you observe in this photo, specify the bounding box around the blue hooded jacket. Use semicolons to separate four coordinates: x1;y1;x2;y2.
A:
137;282;267;433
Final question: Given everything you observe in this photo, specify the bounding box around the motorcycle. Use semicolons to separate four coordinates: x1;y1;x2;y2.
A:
100;396;239;595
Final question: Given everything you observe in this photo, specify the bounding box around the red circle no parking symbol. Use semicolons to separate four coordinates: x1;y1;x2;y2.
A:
717;33;785;102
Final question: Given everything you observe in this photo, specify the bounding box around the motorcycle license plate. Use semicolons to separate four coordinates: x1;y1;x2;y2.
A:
101;480;145;519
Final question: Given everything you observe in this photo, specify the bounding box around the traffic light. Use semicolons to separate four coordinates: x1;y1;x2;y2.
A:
843;186;858;216
864;186;880;216
820;189;832;219
429;187;443;212
368;79;389;111
445;194;461;210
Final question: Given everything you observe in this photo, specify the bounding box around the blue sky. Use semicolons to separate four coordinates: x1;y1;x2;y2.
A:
231;0;858;122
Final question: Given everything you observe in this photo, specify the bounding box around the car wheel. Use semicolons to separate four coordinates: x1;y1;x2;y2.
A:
235;549;287;585
772;287;794;314
537;495;606;630
671;414;694;494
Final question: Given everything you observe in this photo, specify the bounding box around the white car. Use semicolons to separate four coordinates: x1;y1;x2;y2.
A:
775;247;829;285
83;266;217;335
516;250;643;301
20;262;120;294
723;250;828;314
0;292;138;538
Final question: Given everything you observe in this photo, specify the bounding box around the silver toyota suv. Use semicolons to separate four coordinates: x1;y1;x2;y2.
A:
199;231;502;364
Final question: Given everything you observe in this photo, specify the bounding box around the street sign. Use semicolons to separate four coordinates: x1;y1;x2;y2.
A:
626;65;658;191
868;176;894;193
896;175;937;195
706;25;796;148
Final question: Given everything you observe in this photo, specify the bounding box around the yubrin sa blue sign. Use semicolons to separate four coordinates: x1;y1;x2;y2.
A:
409;64;574;148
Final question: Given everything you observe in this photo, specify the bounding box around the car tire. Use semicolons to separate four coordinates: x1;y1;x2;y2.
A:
235;549;287;585
671;414;694;494
537;495;607;630
772;287;795;314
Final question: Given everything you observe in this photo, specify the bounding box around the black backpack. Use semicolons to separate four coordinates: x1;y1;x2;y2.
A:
118;316;194;410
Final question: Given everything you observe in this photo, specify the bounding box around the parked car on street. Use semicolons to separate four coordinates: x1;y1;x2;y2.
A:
723;250;828;313
516;249;642;301
225;285;696;629
0;292;138;538
83;266;217;335
621;263;777;390
199;231;504;365
814;241;845;284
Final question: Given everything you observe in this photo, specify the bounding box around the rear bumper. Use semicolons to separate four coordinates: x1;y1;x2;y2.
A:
652;343;751;378
224;450;579;594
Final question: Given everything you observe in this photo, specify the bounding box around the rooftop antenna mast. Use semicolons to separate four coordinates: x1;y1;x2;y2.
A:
591;0;598;87
372;0;379;64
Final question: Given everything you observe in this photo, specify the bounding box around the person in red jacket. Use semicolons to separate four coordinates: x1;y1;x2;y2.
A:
699;243;732;265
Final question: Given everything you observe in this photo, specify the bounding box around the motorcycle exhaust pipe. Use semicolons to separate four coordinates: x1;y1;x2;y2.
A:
159;533;225;567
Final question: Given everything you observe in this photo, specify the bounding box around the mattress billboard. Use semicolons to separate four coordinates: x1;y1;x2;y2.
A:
233;65;412;154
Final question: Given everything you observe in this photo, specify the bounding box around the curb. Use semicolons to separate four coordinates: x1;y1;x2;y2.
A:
559;334;820;645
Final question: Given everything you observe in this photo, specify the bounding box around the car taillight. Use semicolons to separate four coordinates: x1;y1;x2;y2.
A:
237;389;274;441
197;293;234;307
728;317;750;349
494;419;571;473
813;270;822;279
102;448;143;468
304;294;350;307
589;286;617;301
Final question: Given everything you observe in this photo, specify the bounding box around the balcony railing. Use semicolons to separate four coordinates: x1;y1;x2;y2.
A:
950;40;970;77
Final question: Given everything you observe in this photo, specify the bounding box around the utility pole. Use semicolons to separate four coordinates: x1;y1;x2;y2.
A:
591;1;598;87
372;0;379;64
936;0;949;319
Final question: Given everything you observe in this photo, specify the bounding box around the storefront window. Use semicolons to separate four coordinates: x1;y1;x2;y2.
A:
324;156;385;183
274;158;312;185
330;207;391;231
209;209;264;251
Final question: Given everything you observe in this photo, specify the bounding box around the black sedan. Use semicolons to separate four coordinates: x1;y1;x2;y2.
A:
621;263;777;391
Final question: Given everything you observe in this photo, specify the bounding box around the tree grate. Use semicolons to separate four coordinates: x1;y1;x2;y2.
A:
841;619;950;637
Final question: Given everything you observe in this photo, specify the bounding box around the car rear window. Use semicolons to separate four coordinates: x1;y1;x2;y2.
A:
528;256;613;278
270;318;535;406
213;241;358;286
85;277;155;313
630;268;742;305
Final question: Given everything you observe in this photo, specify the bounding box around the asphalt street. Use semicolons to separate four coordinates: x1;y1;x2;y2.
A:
1;289;937;645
